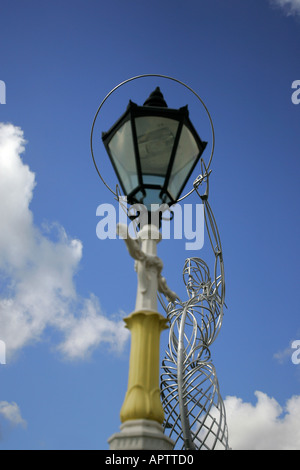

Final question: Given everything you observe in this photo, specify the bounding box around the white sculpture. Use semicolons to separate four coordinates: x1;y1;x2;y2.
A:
117;223;178;312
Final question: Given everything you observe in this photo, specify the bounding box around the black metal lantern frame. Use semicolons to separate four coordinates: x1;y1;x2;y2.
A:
102;90;207;210
91;75;216;214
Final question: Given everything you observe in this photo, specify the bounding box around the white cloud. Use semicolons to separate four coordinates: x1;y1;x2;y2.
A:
58;295;129;359
0;123;129;360
269;0;300;16
225;391;300;450
273;344;294;364
0;401;26;428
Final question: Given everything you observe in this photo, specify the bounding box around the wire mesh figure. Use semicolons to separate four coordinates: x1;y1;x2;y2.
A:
160;165;229;450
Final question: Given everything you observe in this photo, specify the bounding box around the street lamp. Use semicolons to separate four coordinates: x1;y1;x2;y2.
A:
102;87;207;212
100;87;207;450
91;76;228;451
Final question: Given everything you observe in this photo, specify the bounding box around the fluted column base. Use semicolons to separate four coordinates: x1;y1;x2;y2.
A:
120;310;168;424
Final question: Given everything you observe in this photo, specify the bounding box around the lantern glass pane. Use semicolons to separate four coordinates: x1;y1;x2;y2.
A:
108;120;138;194
167;124;199;199
135;116;179;177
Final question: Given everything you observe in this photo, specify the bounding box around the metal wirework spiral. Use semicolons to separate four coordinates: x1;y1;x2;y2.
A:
160;160;229;450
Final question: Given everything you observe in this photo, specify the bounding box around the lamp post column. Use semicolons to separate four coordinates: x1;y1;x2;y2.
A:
108;223;175;450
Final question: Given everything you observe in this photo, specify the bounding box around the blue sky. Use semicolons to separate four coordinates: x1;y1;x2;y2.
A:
0;0;300;450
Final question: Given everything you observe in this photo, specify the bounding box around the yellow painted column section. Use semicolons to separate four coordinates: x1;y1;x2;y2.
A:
120;310;169;424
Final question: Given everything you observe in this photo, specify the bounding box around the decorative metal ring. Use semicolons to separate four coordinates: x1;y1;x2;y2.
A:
90;73;215;202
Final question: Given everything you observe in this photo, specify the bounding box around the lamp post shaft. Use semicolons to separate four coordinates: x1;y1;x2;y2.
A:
108;223;174;450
